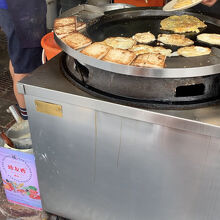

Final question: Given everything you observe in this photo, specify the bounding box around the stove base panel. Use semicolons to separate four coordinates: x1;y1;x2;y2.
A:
25;94;220;220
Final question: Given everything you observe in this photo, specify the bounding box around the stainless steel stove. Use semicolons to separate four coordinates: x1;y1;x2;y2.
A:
55;8;220;108
18;53;220;220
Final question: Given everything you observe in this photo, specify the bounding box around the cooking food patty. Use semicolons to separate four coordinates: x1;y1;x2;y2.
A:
132;32;155;44
81;42;111;59
197;33;220;46
129;44;172;56
132;53;166;68
103;37;136;50
173;0;193;9
177;46;211;57
157;34;194;46
160;15;207;33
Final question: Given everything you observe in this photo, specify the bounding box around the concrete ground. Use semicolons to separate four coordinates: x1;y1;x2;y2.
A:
0;29;64;220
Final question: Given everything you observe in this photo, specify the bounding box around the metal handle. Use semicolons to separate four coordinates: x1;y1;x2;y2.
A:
8;105;23;123
0;132;15;148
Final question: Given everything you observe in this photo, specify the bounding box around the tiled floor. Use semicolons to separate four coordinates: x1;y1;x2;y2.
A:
0;29;15;132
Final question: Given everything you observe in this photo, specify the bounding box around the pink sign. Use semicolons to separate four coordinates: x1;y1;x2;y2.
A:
0;147;42;210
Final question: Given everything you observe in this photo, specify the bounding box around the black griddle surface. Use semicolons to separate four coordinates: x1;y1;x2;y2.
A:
87;15;220;47
85;11;220;69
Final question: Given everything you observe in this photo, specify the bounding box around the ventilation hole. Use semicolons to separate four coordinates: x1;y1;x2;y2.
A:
175;84;205;97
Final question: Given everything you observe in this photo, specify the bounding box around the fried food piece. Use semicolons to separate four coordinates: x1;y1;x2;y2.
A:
102;48;136;65
103;37;136;49
160;15;207;33
81;42;112;59
129;45;153;55
54;16;77;28
54;22;87;39
129;44;172;56
177;46;211;57
129;44;153;55
197;33;220;45
55;24;76;39
76;22;86;31
150;46;172;56
62;32;92;50
132;53;166;68
132;32;155;44
173;0;193;9
157;34;194;46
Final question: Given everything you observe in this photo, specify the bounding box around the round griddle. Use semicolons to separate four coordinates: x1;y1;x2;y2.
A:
55;8;220;78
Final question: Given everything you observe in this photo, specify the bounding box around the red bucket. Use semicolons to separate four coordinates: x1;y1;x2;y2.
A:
41;32;62;60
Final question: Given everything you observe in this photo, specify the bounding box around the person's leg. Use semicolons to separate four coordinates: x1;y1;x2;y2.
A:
1;9;43;120
7;17;42;119
9;60;14;80
9;44;42;120
1;10;29;119
9;60;28;109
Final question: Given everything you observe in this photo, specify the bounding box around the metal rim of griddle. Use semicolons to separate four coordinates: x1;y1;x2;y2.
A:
60;53;220;109
59;3;136;18
55;8;220;79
